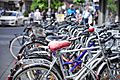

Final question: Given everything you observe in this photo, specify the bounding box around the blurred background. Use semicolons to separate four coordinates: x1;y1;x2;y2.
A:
0;0;120;25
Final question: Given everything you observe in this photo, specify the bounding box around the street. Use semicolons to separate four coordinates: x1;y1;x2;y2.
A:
0;26;24;80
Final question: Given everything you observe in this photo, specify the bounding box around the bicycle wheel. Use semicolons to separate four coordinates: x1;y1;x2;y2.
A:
9;35;30;59
13;63;63;80
99;58;120;80
18;41;48;59
9;55;52;78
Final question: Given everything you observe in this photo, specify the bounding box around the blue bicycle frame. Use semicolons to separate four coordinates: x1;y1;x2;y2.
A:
62;41;96;72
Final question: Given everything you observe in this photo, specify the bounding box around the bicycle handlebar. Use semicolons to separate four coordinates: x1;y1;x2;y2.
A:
98;24;119;35
101;35;115;43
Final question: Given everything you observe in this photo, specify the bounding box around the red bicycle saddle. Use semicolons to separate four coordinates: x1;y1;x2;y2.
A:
48;41;71;52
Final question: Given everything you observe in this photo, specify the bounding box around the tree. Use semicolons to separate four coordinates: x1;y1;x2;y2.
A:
51;0;63;10
31;0;63;11
31;0;47;10
107;0;117;13
73;0;85;4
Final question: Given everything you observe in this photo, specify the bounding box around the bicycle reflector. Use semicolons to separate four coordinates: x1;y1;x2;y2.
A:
8;74;12;80
88;27;94;32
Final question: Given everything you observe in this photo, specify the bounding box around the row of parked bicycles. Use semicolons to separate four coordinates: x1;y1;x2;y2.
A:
8;16;120;80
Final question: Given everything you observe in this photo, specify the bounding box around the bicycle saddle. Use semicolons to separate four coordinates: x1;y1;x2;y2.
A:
48;41;71;52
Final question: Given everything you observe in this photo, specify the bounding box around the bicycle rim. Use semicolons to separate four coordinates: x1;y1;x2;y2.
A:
100;62;120;80
13;65;62;80
9;35;30;59
18;41;47;59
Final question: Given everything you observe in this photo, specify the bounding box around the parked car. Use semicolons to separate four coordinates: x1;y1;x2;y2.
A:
0;11;25;26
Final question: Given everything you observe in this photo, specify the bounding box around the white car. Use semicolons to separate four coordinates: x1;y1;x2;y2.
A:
0;11;25;26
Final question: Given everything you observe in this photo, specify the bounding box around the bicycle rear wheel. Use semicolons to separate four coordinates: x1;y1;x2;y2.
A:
13;64;63;80
99;58;120;80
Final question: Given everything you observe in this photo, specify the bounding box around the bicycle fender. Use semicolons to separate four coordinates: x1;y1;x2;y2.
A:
96;62;106;76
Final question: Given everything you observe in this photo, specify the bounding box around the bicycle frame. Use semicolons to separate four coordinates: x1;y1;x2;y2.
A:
44;45;100;80
45;30;117;80
60;47;102;80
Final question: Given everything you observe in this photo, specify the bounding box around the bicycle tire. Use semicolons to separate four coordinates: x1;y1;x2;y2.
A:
18;41;48;59
13;63;63;80
9;35;30;59
10;55;52;77
99;57;120;80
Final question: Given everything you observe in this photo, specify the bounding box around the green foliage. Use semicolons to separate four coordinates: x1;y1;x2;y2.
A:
73;0;85;4
23;11;29;17
107;0;117;12
31;0;38;10
51;0;63;9
31;0;63;11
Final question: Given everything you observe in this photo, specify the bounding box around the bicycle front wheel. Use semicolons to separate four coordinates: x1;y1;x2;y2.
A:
9;35;30;59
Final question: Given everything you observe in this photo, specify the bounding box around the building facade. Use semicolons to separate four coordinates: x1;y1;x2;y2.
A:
0;0;32;13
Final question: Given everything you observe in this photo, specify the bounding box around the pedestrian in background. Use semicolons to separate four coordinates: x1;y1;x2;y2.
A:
29;10;34;23
94;10;99;25
67;4;76;17
42;9;47;21
82;5;91;25
76;9;82;24
34;9;42;21
51;9;56;19
88;10;94;26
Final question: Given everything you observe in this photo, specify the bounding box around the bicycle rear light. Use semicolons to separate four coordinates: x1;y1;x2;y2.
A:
8;74;13;80
88;27;94;32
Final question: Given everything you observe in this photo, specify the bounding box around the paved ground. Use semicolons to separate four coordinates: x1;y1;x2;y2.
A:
0;26;24;80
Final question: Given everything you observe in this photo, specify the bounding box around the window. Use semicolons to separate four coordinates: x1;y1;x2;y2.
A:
2;12;17;16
